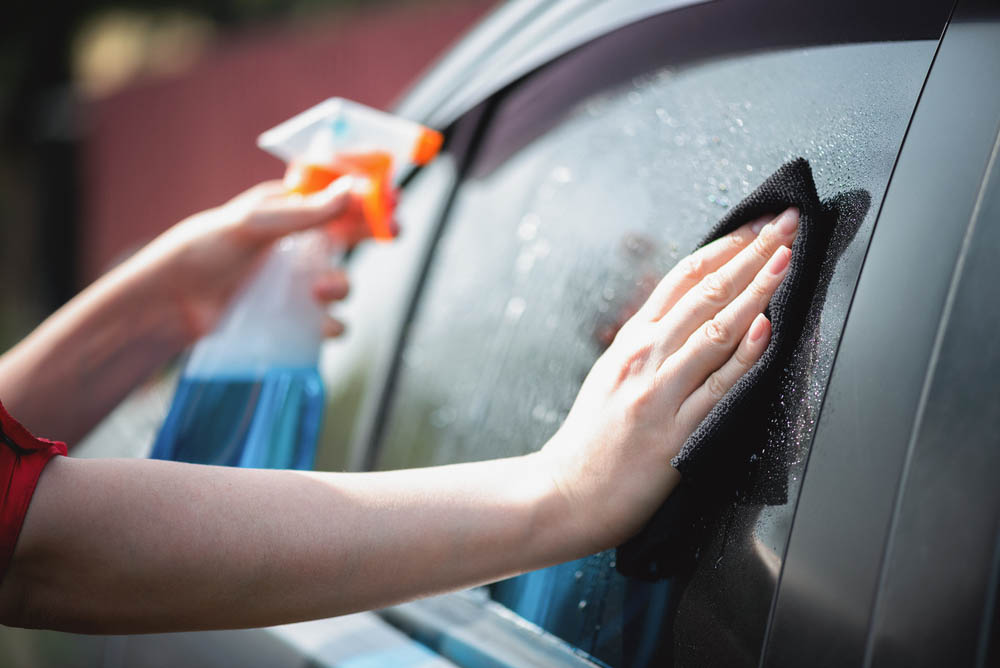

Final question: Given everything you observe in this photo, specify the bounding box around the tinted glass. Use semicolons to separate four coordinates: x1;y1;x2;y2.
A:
375;23;936;668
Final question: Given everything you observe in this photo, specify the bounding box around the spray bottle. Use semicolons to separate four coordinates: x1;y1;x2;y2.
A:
151;98;443;469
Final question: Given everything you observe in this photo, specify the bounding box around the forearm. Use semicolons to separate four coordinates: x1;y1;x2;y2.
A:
0;251;191;443
1;453;578;634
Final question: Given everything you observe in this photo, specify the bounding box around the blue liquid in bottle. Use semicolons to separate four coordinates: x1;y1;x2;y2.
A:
151;231;333;470
151;367;324;470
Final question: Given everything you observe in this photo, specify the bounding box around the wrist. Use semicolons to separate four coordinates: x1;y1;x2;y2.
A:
530;429;683;559
121;223;232;349
518;449;602;565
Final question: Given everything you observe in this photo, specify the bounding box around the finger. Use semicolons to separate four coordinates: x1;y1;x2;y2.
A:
674;313;771;431
322;316;346;338
249;176;356;239
638;215;772;322
232;180;287;203
659;245;790;401
311;270;350;303
655;207;798;354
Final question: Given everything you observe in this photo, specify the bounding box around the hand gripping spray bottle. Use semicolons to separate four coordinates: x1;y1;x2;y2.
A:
151;98;443;469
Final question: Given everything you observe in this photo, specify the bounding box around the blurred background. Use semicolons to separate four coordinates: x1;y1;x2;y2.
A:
0;0;494;350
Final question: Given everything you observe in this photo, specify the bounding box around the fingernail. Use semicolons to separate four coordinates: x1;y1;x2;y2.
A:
777;207;799;235
748;313;768;342
750;218;767;235
768;246;791;274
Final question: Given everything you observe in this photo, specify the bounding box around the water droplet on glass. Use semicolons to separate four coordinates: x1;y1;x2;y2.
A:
552;166;572;183
532;239;551;259
429;406;457;429
623;233;654;258
517;217;539;242
504;297;527;321
515;251;535;275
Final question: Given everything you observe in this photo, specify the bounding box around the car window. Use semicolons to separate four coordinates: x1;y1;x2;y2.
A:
373;25;937;668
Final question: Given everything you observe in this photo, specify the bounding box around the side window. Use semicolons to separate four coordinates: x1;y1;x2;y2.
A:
374;15;937;668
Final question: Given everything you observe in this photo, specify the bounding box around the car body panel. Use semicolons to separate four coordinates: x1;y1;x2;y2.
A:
868;119;1000;668
764;1;1000;665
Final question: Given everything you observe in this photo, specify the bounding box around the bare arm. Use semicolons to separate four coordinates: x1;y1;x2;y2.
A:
5;454;571;634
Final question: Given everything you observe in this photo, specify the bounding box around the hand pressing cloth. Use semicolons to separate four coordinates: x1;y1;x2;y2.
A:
617;157;864;580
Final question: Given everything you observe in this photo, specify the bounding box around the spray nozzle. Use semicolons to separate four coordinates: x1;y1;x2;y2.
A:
257;98;443;241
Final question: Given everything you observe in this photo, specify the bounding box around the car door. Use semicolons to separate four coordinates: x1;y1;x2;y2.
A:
354;0;959;666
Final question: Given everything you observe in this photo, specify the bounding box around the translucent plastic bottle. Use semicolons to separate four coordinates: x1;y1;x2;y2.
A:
151;99;442;469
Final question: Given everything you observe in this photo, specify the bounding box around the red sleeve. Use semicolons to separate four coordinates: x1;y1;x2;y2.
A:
0;400;66;581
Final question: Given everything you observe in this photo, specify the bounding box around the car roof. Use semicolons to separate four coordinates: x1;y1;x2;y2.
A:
395;0;710;127
396;0;948;129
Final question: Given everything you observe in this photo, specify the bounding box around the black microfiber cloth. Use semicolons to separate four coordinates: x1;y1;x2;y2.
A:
616;158;866;580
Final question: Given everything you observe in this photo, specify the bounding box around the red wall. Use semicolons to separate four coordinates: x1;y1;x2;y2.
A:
81;0;493;281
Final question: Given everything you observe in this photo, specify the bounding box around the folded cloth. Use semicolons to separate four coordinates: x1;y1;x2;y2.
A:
616;158;860;580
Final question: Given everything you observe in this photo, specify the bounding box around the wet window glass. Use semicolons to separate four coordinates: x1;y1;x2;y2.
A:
373;23;936;668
